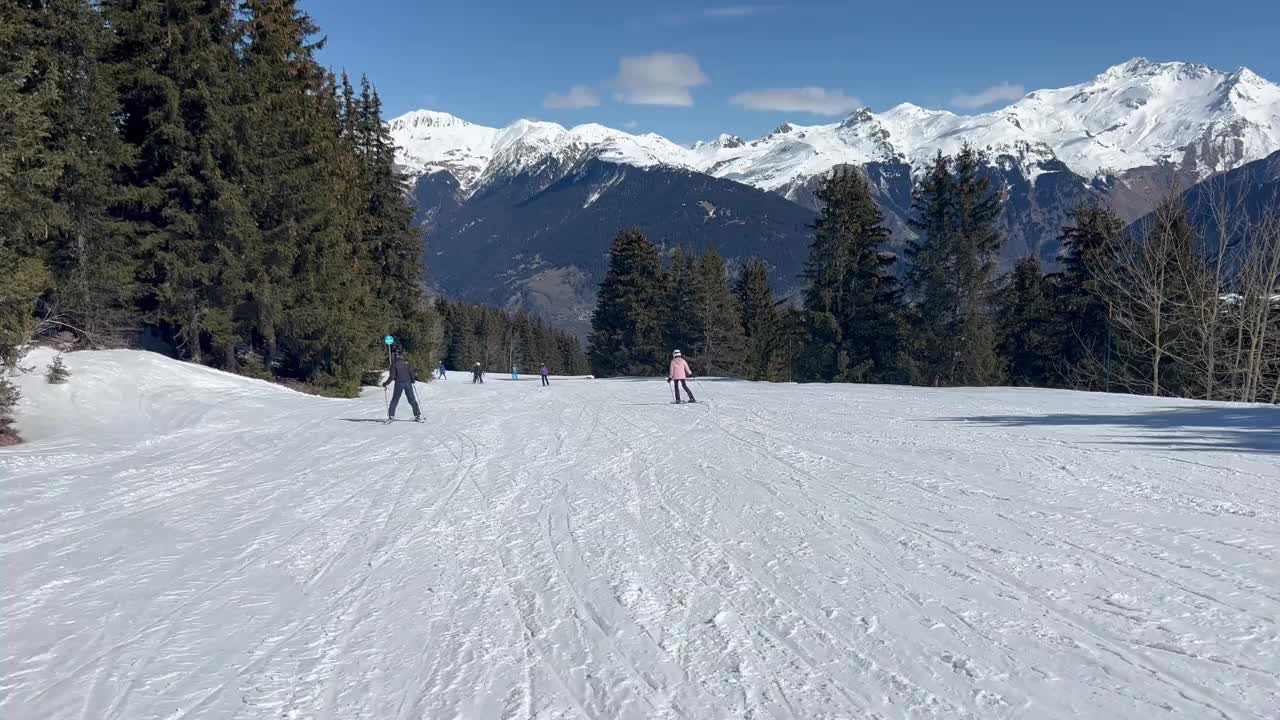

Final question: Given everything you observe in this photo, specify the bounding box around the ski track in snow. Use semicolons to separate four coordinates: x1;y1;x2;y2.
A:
2;350;1278;719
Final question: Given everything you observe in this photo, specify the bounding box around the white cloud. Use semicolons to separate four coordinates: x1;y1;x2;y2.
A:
543;85;601;110
704;4;776;17
950;82;1025;110
729;86;863;116
623;120;640;129
612;53;708;107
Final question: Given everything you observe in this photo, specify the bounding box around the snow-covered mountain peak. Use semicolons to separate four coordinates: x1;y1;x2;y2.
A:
884;102;954;120
1004;59;1280;176
693;134;746;151
839;108;876;129
388;109;472;131
1220;66;1279;106
1228;66;1268;88
1098;57;1159;81
389;59;1280;197
1095;57;1215;84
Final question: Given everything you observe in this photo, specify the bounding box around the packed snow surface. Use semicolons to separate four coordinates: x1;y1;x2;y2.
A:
3;350;1279;719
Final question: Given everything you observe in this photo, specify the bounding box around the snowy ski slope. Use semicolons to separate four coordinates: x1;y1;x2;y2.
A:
2;349;1278;719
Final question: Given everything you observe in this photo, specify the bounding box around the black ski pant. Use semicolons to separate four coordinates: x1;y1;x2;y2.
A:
389;382;420;418
672;379;695;402
541;374;549;386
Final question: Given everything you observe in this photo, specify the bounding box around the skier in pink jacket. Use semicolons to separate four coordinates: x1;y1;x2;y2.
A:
667;350;697;403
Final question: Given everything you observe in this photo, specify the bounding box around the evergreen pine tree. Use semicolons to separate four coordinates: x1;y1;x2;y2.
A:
239;0;375;393
338;71;358;140
588;228;665;377
996;257;1058;386
1055;205;1124;389
800;168;900;383
27;0;138;342
439;300;474;370
905;146;1004;386
355;79;422;318
46;354;71;384
0;1;55;432
903;152;956;385
662;246;700;357
693;248;745;377
349;78;433;374
0;0;59;252
530;317;557;371
389;295;442;377
102;0;256;367
0;250;50;427
734;258;783;381
951;144;1004;385
557;334;585;375
436;299;587;377
776;308;807;383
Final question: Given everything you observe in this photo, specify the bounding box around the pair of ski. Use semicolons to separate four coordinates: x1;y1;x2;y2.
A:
672;400;699;404
384;416;424;424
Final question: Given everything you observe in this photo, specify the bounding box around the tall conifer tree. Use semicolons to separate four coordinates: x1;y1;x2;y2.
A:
0;1;54;422
693;247;745;377
23;0;137;341
103;0;255;366
1054;205;1124;388
996;256;1057;386
240;0;374;391
663;246;700;357
800;168;899;382
589;228;665;377
734;258;783;381
905;146;1004;386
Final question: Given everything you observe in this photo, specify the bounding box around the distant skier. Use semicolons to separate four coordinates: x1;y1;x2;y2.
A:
472;362;484;384
667;349;696;404
540;363;550;387
382;349;422;422
437;360;446;380
512;365;519;381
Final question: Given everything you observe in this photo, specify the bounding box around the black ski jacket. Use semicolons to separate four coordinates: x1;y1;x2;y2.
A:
384;358;417;386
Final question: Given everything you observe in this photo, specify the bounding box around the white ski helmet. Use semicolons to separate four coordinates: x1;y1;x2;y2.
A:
672;349;682;357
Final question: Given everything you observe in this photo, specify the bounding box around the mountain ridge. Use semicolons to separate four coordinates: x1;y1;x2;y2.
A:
390;58;1280;200
395;58;1280;335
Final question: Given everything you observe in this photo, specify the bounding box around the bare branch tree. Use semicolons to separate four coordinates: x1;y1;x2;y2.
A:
1094;196;1200;396
1182;150;1248;400
1233;208;1280;403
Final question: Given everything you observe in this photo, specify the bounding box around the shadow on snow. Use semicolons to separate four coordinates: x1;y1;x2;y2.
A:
946;405;1280;455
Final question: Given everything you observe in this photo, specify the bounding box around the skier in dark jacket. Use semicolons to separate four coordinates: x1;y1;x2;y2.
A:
382;350;422;422
472;362;484;384
539;363;550;387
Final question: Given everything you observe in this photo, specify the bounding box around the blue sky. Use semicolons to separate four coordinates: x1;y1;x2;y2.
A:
305;0;1280;143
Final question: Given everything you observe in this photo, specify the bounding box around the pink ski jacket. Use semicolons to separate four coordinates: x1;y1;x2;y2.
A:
669;356;692;380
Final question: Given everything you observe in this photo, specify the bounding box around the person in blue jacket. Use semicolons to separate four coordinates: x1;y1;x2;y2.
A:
437;360;446;380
